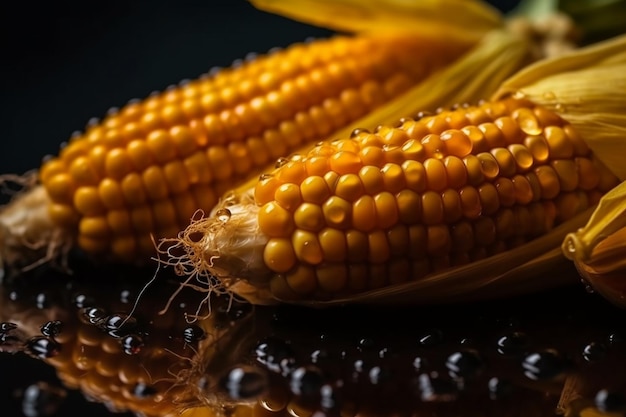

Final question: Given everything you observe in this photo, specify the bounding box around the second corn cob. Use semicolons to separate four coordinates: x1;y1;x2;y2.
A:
162;34;626;305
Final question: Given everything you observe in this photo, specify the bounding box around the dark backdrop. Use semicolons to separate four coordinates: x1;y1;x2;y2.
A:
0;1;519;416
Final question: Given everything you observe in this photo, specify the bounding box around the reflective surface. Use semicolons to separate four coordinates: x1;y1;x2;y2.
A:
2;253;626;417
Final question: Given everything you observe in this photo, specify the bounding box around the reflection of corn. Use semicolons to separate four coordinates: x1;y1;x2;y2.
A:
176;97;619;302
37;34;467;262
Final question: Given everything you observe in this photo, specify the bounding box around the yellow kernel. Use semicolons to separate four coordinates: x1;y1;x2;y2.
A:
78;236;108;254
551;159;578;191
300;176;330;204
358;165;385;194
334;138;361;154
323;196;352;228
330;151;362;175
107;209;132;235
286;265;318;295
105;148;134;180
511;175;534;204
318;228;347;262
490;148;516;177
563;124;590;156
348;263;368;291
45;173;75;204
408;225;427;259
441;189;462;223
424;158;447;192
79;216;110;238
111;236;138;261
316;264;348;294
292;230;324;264
294;203;325;232
120;173;147;206
387;224;410;256
263;238;297;273
183;150;213;184
48;204;79;227
395;189;421;224
534;105;564;127
381;163;406;194
163;161;190;194
98;178;125;210
324;171;340;192
305;156;330;177
146;130;177;163
381;127;410;147
478;183;500;215
508;144;534;172
473;217;496;246
535;165;560;199
258;202;294;238
425;116;448;135
494;177;516;207
207;146;233;180
228;141;253;176
401;139;426;162
556;192;589;222
427;225;451;256
274;183;302;211
479;122;505;148
463;155;485;186
421;191;444;225
368;230;390;263
126;140;155;171
40;159;66;183
142;166;169;200
421;133;446;159
352;195;377;232
575;158;600;190
74;186;105;216
495;116;523;144
346;230;368;262
513;107;542;136
203;113;227;145
131;206;154;233
440;129;472;157
172;192;198;225
374;191;398;229
335;173;364;201
495;209;515;239
462;126;488;153
69;156;99;186
544;126;574;159
152;200;177;228
443;156;467;189
477;152;499;180
276;160;307;185
459;186;481;219
451;221;474;252
523;136;550;163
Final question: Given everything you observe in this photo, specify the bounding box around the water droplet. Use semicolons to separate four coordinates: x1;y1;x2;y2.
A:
512;91;526;100
35;293;50;309
595;389;626;413
275;157;289;168
133;382;157;398
72;293;95;309
25;337;61;359
40;321;63;338
496;331;529;355
488;377;513;400
319;384;342;411
80;307;107;325
182;325;206;344
259;173;273;181
368;366;392;385
21;381;67;417
220;365;268;400
582;341;608;362
290;365;325;400
419;329;444;346
350;128;370;138
446;349;484;379
522;349;570;380
103;313;137;338
122;334;144;355
417;372;458;402
255;337;296;375
0;322;18;332
216;208;231;223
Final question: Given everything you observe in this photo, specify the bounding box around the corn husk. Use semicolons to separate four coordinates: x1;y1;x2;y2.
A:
249;0;503;43
285;34;626;306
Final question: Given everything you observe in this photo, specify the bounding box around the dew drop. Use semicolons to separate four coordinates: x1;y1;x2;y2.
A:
259;173;273;181
72;293;95;309
103;313;138;338
40;321;63;338
488;377;513;400
446;349;484;379
80;307;107;325
417;372;458;402
290;365;325;399
275;157;289;168
25;337;61;359
522;349;570;380
121;334;145;355
220;365;268;400
182;325;206;344
0;322;18;332
582;341;608;362
496;331;529;355
133;382;157;398
21;381;67;417
595;389;626;413
216;208;231;223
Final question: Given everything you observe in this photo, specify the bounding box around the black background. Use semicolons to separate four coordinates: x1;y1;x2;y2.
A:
0;1;519;416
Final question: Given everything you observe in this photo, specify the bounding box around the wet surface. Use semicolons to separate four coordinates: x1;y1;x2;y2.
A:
1;251;626;417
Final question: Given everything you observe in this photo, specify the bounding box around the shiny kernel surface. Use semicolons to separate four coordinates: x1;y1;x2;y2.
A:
253;98;619;300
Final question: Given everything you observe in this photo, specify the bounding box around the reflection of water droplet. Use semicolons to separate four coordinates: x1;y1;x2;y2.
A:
216;208;231;223
259;173;273;181
40;320;63;338
21;381;67;417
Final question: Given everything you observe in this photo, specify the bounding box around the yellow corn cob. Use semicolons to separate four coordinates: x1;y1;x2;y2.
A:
0;33;473;270
163;95;619;304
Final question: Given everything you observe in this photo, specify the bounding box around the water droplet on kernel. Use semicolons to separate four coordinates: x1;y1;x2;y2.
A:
216;208;231;223
275;157;289;168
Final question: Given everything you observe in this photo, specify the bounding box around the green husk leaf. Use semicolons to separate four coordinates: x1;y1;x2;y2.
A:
248;0;503;43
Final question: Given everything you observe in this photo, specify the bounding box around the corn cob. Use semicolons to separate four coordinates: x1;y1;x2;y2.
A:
163;34;626;303
0;32;477;271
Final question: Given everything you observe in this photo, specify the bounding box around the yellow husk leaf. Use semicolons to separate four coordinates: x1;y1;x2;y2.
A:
249;0;503;43
299;34;626;306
